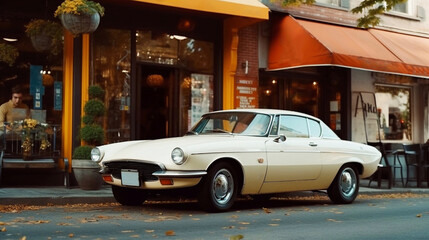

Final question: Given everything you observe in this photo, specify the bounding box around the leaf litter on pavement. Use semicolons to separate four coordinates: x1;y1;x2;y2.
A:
0;193;428;240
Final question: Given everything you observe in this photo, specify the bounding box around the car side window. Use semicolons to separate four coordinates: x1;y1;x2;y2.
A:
278;115;309;138
308;118;321;138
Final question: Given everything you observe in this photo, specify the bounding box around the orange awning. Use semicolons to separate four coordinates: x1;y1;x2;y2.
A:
268;16;429;77
132;0;269;20
369;29;429;76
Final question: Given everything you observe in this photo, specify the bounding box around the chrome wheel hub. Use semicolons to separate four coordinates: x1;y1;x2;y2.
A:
212;169;233;204
340;168;356;197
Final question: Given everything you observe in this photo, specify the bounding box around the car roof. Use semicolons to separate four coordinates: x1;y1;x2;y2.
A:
207;108;319;121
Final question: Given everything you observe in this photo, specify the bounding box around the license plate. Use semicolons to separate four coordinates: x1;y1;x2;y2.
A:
121;169;140;187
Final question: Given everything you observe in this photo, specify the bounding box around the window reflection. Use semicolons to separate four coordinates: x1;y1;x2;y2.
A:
375;85;411;141
93;29;131;143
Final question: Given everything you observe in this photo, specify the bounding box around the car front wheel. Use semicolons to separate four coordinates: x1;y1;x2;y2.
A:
199;162;238;212
327;165;359;204
112;185;147;206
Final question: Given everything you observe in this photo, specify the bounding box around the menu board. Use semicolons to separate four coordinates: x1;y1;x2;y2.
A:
235;77;258;109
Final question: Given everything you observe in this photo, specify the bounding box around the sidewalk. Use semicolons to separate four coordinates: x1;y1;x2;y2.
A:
0;180;428;206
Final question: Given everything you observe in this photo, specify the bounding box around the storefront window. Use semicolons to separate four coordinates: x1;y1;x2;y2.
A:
259;74;319;117
0;16;63;138
93;29;131;143
135;30;214;136
375;85;411;141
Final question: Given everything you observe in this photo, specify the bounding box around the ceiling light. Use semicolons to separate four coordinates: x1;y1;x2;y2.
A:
3;38;18;42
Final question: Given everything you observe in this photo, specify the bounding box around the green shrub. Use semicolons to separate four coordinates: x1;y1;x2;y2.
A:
72;145;93;159
84;99;105;117
73;84;106;159
82;115;95;125
80;124;104;145
88;85;105;100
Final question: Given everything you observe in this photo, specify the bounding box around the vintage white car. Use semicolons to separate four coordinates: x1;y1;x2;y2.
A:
91;109;381;211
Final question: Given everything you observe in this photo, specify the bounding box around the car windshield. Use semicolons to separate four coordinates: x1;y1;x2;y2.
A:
189;112;271;136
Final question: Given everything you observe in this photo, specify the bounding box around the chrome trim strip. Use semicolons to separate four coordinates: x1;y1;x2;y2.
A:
152;170;207;178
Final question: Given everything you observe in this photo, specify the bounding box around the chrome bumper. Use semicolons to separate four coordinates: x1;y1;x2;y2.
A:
152;170;207;178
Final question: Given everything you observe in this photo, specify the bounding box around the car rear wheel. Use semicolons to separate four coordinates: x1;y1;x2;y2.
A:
198;162;238;212
327;165;359;204
112;185;147;206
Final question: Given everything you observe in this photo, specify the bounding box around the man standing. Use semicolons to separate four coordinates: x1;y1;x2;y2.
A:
0;85;30;130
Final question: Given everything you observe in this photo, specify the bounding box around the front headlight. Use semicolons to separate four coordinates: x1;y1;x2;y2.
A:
171;147;187;165
91;147;103;163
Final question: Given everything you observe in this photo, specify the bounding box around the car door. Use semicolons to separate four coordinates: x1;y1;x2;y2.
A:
264;115;322;182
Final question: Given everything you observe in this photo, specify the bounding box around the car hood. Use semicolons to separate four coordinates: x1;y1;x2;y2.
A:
97;134;265;164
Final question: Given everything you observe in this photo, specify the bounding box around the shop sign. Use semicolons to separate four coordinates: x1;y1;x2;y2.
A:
54;81;63;111
352;92;380;143
30;65;45;110
235;77;258;109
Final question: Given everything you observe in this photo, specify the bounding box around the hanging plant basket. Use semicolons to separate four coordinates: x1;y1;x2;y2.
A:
25;19;63;54
30;34;52;52
60;12;100;35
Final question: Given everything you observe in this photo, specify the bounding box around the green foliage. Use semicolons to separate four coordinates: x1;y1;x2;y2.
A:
281;0;315;6
88;85;105;100
352;0;408;28
0;43;19;66
25;19;62;38
73;84;106;156
82;115;95;125
72;145;92;159
25;19;63;55
281;0;407;28
54;0;105;17
84;99;105;117
80;124;104;145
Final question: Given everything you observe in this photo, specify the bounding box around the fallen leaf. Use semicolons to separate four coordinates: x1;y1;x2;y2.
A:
416;214;422;218
327;219;342;223
239;222;250;225
145;230;155;233
269;223;279;226
222;226;236;229
57;222;73;226
130;235;140;238
121;230;134;233
229;234;244;240
165;230;176;236
20;237;26;240
68;233;74;238
263;207;272;213
1;227;6;232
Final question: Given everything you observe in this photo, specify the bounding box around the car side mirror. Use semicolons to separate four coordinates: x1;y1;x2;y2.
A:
274;134;286;143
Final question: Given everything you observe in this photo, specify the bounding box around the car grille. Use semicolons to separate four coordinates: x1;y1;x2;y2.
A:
104;161;162;181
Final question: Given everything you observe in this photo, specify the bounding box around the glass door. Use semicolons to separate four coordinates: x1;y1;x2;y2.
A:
138;66;173;140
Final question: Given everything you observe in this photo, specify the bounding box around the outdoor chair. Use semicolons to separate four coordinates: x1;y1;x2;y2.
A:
367;142;392;188
402;144;423;187
384;143;405;187
419;144;429;187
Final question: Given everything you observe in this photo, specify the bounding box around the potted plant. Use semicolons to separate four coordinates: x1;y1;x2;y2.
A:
19;119;51;160
54;0;105;35
25;19;63;54
72;85;105;190
0;43;19;66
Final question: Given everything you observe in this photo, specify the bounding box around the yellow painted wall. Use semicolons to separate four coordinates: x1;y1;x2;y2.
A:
223;17;265;110
62;31;74;171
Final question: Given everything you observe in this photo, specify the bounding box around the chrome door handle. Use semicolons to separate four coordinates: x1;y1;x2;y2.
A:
309;142;317;147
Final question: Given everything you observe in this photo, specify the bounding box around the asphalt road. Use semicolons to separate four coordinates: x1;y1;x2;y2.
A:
1;195;428;240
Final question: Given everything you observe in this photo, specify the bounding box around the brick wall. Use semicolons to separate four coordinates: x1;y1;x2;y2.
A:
234;24;260;109
236;24;259;78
